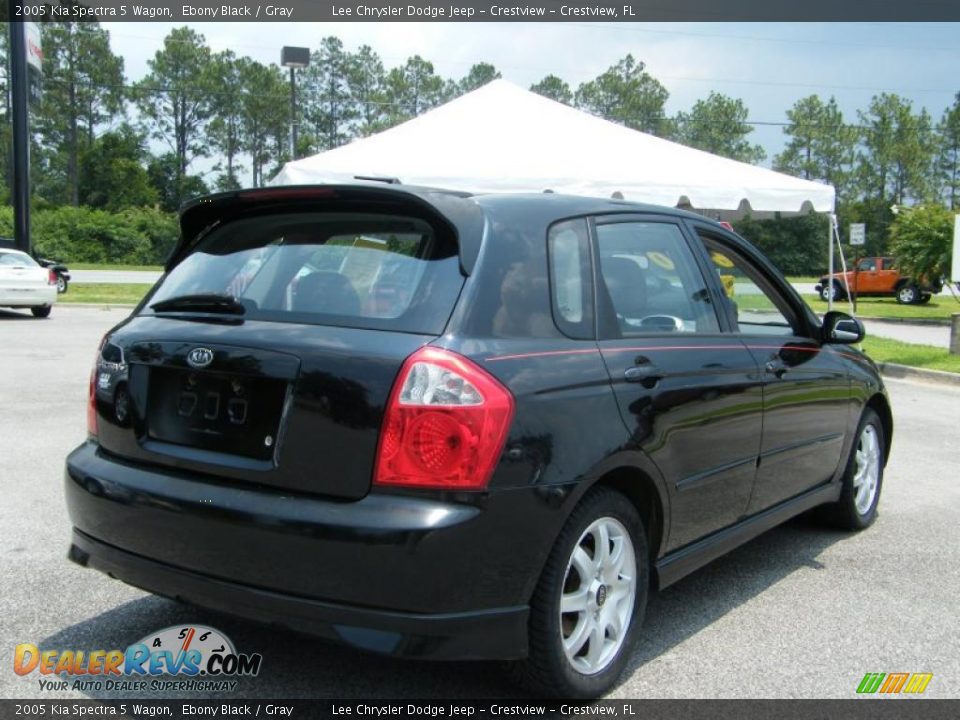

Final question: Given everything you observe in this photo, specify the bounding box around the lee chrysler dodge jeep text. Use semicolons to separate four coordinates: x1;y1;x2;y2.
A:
66;185;891;697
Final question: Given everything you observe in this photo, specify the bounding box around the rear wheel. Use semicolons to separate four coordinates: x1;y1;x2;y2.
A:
56;275;68;294
896;284;920;304
511;488;648;698
31;305;51;318
820;408;885;530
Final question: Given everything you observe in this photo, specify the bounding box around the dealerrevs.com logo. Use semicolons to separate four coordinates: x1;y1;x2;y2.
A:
14;625;262;693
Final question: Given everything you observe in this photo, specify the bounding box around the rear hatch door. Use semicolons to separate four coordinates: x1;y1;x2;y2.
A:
94;193;468;500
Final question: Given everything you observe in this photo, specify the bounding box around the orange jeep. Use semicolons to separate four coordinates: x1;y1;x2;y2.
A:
816;256;942;304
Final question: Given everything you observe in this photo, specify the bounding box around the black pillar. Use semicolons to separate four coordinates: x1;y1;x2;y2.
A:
9;22;31;255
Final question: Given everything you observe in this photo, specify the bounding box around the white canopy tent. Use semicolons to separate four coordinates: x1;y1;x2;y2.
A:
271;79;835;213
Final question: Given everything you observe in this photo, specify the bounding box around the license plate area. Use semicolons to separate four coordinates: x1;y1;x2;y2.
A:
146;367;288;461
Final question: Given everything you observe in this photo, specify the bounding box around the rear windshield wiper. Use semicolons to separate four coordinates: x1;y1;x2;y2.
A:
150;293;245;315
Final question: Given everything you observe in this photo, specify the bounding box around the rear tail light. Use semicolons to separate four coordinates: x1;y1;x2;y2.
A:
47;269;57;285
373;347;515;491
87;335;108;439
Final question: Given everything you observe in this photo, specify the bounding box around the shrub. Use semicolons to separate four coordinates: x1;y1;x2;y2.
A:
0;205;178;264
888;204;954;283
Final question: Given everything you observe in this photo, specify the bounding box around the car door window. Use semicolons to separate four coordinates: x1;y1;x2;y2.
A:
595;221;719;336
858;258;877;271
702;238;800;337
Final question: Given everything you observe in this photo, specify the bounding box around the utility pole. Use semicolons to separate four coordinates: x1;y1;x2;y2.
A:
281;46;310;160
9;22;31;254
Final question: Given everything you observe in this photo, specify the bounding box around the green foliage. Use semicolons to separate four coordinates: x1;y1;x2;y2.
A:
0;205;178;265
134;26;214;207
775;95;855;195
936;92;960;210
731;213;829;275
301;37;357;152
35;22;125;205
856;93;937;205
574;55;669;136
674;92;766;164
888;204;954;282
457;63;501;94
530;75;573;105
79;125;157;210
147;154;209;212
207;50;246;190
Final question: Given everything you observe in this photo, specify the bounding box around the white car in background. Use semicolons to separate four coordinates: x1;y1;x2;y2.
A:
0;248;58;318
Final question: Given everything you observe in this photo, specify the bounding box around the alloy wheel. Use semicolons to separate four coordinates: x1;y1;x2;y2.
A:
853;424;881;515
559;517;637;675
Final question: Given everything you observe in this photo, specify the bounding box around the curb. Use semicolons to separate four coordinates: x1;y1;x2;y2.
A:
59;303;136;309
878;362;960;387
859;316;953;327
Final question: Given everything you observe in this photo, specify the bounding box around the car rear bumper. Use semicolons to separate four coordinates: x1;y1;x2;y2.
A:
64;442;562;660
68;529;527;660
0;285;57;307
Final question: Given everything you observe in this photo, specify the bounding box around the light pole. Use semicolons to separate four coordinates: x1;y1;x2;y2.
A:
281;46;310;160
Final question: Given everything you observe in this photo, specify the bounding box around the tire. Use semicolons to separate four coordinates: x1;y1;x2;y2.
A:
510;487;649;698
819;281;844;302
919;294;932;304
820;408;885;530
57;275;68;294
896;284;920;304
31;305;51;318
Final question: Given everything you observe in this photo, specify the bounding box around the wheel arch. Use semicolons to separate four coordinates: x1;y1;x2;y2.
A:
865;393;893;464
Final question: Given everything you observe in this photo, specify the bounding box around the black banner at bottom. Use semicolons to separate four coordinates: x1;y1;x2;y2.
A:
2;700;959;720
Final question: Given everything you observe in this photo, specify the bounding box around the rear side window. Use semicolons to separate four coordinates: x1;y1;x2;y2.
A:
147;213;463;335
548;219;593;339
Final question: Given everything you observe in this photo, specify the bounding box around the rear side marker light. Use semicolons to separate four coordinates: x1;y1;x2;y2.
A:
373;347;515;491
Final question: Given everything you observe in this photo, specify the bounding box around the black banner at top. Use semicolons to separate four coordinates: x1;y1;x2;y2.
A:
8;0;960;22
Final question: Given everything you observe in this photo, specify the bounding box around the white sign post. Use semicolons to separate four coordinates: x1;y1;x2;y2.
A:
24;22;42;106
952;215;960;284
849;223;866;246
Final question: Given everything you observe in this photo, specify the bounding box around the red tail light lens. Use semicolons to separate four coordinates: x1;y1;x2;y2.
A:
373;347;515;491
87;336;107;439
47;269;57;285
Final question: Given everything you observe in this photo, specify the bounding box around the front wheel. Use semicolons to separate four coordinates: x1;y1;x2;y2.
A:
821;408;886;530
819;281;844;302
510;488;648;698
919;294;932;304
896;284;920;304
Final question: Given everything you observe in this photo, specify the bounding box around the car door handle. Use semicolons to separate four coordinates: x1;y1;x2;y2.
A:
624;365;664;384
765;360;788;378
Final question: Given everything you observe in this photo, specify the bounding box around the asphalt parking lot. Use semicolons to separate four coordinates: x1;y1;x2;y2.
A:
1;306;958;700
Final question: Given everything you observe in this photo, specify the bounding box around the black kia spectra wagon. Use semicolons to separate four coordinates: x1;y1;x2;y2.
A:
66;185;891;697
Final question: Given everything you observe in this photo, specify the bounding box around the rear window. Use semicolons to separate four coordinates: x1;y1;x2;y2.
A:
0;251;37;267
146;213;463;335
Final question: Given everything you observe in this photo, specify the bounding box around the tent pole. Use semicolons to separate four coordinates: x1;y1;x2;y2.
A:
827;213;835;312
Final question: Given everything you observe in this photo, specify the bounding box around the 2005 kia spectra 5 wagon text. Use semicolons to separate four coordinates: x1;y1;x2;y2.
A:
65;185;892;697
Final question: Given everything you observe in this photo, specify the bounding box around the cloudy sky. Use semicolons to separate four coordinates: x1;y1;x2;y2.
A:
101;21;960;175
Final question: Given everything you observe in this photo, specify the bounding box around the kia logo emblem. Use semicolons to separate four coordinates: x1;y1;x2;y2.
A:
186;347;214;369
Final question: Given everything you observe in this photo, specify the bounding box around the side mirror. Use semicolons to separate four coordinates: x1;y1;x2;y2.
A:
822;310;864;345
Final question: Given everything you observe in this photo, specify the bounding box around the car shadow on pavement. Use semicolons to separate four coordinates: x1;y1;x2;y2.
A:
37;516;847;700
0;309;42;321
627;515;848;675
